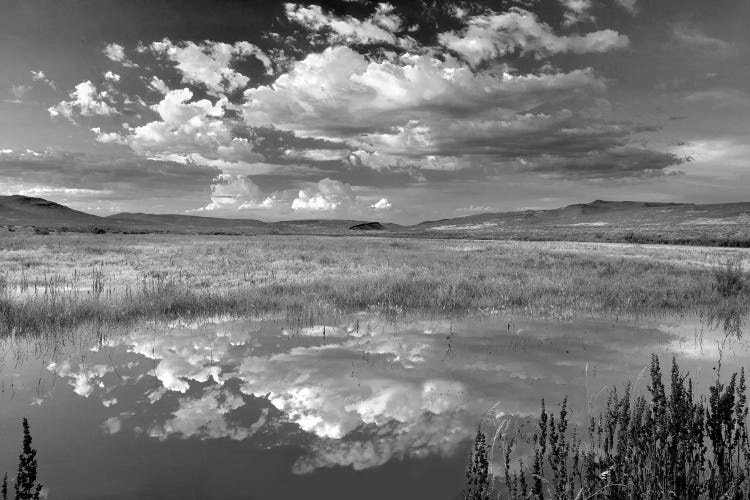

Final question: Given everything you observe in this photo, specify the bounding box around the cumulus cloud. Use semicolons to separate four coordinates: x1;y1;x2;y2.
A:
51;361;112;397
438;8;629;66
103;42;137;67
48;80;117;122
125;88;231;156
193;174;275;212
148;76;170;94
291;178;356;212
148;388;262;441
285;2;404;45
370;197;392;210
147;38;272;95
242;46;606;141
91;127;127;145
104;71;121;82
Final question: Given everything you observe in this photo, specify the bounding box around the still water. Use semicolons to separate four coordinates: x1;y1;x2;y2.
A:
0;314;747;499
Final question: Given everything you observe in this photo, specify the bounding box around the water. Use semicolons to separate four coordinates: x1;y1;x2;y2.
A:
0;314;747;499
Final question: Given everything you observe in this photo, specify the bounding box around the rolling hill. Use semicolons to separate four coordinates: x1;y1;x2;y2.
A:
2;195;750;245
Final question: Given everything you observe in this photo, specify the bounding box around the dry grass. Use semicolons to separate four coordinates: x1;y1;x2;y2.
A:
0;233;748;336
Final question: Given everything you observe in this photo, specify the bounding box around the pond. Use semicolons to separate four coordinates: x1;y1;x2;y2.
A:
0;313;747;499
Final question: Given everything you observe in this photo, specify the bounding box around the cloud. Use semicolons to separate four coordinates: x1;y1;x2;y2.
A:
285;3;403;45
148;76;170;94
148;387;262;441
104;71;121;82
125;88;231;156
613;0;638;14
30;70;56;90
524;146;689;179
242;46;606;142
48;80;117;122
9;84;31;102
559;0;594;26
0;150;220;205
370;197;392;210
456;205;496;213
51;361;112;397
683;89;750;109
147;38;272;95
283;148;349;162
438;8;629;66
672;24;733;54
291;178;356;211
91;127;127;145
103;42;137;67
192;174;275;212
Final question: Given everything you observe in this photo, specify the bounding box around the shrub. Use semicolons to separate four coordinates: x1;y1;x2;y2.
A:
493;355;750;499
32;227;49;236
714;258;746;297
2;418;42;500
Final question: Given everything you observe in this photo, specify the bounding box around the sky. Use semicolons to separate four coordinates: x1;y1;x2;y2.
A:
1;0;748;223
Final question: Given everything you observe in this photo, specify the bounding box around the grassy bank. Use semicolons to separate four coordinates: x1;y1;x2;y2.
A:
1;233;748;335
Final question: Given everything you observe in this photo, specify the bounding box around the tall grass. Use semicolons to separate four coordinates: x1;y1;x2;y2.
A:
0;233;747;336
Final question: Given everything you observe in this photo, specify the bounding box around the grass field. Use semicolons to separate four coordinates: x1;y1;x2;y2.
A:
1;233;748;336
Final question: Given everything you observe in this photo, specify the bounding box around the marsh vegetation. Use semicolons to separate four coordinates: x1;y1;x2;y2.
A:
464;356;750;499
1;233;748;336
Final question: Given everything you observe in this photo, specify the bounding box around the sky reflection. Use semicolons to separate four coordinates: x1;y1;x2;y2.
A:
1;314;748;498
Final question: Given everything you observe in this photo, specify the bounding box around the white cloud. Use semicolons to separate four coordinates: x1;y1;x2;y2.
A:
103;42;137;67
48;80;117;122
148;39;272;95
370;197;392;210
91;127;127;145
285;3;403;45
148;387;260;441
242;46;606;145
291;178;356;212
438;8;629;66
104;71;120;82
559;0;593;26
148;76;170;94
51;361;112;397
125;88;231;156
193;174;274;212
30;70;56;90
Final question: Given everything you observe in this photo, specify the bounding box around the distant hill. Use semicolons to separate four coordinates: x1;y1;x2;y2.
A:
414;200;750;231
108;212;269;231
0;195;397;235
0;195;106;227
2;195;750;245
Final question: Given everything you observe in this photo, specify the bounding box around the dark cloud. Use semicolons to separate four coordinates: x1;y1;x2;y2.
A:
0;152;219;200
525;147;690;179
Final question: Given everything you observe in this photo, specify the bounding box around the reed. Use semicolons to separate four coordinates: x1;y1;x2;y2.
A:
0;233;747;336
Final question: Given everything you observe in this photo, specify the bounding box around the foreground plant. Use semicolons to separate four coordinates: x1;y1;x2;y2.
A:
2;418;42;500
469;355;750;499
